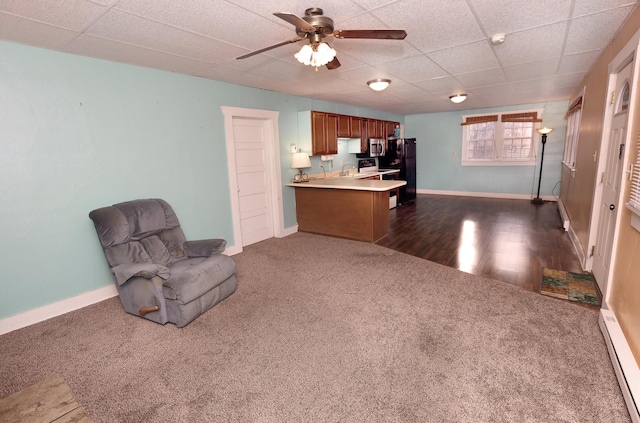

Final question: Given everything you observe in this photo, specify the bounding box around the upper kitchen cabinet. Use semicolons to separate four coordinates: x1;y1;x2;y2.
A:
350;117;362;138
298;111;338;156
366;119;381;138
337;115;351;138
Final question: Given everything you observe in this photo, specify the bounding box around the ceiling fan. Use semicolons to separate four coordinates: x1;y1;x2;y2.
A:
236;7;407;70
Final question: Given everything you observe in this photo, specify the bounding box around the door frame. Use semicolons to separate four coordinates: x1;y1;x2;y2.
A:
221;106;284;253
587;32;640;301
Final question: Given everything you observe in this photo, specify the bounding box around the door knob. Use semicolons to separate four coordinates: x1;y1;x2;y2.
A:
609;204;615;210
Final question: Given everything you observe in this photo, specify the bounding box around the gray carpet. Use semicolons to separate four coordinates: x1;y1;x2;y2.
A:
0;232;630;422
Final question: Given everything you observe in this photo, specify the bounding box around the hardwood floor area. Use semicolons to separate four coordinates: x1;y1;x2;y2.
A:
376;194;598;310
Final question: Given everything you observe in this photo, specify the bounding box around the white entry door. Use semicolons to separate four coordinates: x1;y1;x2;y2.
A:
592;61;633;291
232;117;274;246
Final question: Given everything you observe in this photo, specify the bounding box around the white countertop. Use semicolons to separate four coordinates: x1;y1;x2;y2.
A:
286;177;406;192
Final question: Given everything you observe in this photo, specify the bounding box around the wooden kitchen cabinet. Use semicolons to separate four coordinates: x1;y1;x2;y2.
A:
337;115;351;138
366;119;381;138
350;116;362;138
300;111;397;156
385;121;397;138
311;111;338;156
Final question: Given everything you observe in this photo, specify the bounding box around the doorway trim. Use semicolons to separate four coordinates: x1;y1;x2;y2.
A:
221;106;284;253
587;30;640;301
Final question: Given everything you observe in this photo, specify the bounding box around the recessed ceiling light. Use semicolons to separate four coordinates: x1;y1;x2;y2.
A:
449;94;467;104
367;79;391;91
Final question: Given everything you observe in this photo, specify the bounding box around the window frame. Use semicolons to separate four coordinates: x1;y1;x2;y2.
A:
562;90;584;171
460;108;543;167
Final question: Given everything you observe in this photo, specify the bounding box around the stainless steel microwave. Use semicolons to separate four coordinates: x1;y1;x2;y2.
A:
368;138;386;157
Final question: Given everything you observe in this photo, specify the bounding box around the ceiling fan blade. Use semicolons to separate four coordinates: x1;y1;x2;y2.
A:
334;29;407;40
326;57;341;70
236;37;304;60
274;12;316;33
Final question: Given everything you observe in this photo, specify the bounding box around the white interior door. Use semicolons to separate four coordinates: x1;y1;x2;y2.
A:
232;117;274;246
592;62;632;291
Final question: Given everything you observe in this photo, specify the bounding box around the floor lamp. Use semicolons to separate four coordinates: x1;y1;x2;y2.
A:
531;127;554;204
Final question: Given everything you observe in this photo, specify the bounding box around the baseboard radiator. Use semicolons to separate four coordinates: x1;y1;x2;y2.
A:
557;198;570;231
599;309;640;422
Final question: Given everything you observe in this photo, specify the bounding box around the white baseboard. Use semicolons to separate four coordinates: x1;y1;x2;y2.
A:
0;284;118;336
599;308;640;422
280;225;298;237
417;189;556;202
0;237;298;336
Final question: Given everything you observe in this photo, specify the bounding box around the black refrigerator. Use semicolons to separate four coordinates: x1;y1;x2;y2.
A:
378;138;417;204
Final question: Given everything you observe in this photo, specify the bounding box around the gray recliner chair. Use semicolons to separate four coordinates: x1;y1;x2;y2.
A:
89;198;237;327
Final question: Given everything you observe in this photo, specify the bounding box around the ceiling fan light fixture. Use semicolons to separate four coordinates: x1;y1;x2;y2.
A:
449;94;467;104
295;42;336;67
367;79;391;91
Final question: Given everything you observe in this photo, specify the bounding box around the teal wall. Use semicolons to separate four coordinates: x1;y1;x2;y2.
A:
405;101;568;196
0;41;402;319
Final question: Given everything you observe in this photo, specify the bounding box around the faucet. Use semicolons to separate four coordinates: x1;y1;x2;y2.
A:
340;162;356;176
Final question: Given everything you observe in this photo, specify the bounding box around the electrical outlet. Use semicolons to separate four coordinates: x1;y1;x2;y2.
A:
339;160;344;167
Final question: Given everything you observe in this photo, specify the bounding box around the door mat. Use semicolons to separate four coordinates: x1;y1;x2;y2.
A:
541;268;600;306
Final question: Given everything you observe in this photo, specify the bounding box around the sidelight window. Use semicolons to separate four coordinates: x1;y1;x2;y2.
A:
461;109;543;166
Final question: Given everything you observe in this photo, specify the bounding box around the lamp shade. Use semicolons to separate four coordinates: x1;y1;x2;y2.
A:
295;42;336;67
537;127;554;135
291;152;311;169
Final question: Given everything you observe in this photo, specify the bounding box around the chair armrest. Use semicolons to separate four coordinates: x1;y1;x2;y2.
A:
111;263;170;286
183;239;226;257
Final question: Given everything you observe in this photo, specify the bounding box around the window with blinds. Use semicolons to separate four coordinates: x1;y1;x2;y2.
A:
460;109;543;166
626;134;640;231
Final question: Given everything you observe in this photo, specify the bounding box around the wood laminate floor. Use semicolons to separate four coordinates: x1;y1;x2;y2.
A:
376;194;599;310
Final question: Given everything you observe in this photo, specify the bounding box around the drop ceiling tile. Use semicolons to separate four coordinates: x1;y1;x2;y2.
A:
468;83;514;97
0;12;77;49
64;34;212;74
413;76;467;94
428;40;499;75
195;65;289;89
86;8;247;63
383;82;429;98
564;6;635;54
453;69;507;89
510;76;555;93
114;0;293;52
372;0;484;53
377;54;448;83
0;0;110;30
503;58;560;82
493;22;567;66
555;72;587;88
572;0;638;17
334;66;395;84
224;0;366;26
307;75;366;94
334;38;421;65
558;50;601;74
469;0;573;34
244;58;323;82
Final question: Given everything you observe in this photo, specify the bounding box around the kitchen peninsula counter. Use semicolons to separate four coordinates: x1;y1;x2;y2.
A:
286;178;406;242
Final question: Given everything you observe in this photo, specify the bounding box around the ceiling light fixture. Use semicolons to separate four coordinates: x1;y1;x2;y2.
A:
295;42;336;69
367;79;391;91
449;94;467;104
490;33;506;45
